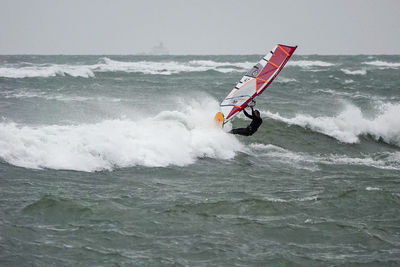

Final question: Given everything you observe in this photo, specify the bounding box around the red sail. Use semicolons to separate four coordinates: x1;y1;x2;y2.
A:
220;44;297;123
257;44;297;96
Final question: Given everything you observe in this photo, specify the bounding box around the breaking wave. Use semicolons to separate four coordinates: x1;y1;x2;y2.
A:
0;64;95;78
341;68;367;75
363;60;400;68
314;89;384;101
249;143;400;171
0;98;243;171
366;187;381;191
288;60;335;68
187;60;251;72
0;58;341;79
0;89;121;102
96;58;251;75
263;103;400;146
0;58;252;78
275;77;297;83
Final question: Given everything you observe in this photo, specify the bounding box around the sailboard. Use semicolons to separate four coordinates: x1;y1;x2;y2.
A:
215;44;297;126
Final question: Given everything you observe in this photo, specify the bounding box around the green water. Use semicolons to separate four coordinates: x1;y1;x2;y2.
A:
0;55;399;266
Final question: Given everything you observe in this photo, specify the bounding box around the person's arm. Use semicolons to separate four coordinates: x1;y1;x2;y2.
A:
243;107;253;119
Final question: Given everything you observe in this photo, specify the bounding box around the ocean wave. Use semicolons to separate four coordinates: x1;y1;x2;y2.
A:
0;65;95;78
249;143;400;171
275;77;297;83
315;89;380;100
344;79;354;84
249;143;319;171
315;89;354;98
96;57;252;75
341;68;367;75
23;194;93;220
363;60;400;68
0;58;251;78
1;89;122;102
0;58;338;79
366;187;381;191
263;103;400;146
188;60;251;71
0;98;243;171
262;195;319;203
288;60;335;68
322;153;400;170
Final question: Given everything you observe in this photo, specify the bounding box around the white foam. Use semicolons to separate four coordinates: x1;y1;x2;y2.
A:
366;187;381;191
275;77;297;83
96;58;251;74
0;98;244;171
363;60;400;68
387;151;400;162
249;143;400;171
344;79;354;84
315;89;389;102
0;65;95;78
249;143;287;152
321;154;400;170
96;58;195;75
263;195;319;203
316;89;353;98
341;68;367;75
288;60;335;68
248;143;319;171
1;89;121;102
264;103;400;146
188;60;251;70
0;57;340;78
0;58;252;78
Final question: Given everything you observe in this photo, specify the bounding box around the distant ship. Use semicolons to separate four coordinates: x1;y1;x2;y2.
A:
149;42;169;55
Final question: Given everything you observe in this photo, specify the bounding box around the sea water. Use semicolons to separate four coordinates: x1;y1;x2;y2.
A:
0;54;399;266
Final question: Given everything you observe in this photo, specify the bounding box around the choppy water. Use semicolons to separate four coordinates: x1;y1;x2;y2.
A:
0;54;399;266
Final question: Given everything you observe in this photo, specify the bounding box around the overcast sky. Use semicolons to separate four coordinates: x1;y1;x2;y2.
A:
1;0;399;55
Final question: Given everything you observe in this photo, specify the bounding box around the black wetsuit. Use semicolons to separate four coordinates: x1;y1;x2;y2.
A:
230;108;263;136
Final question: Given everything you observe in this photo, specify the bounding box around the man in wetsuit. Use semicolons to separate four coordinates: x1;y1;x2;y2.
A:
230;106;262;136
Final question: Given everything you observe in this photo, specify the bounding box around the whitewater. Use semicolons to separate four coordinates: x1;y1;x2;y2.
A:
1;54;399;266
0;98;243;171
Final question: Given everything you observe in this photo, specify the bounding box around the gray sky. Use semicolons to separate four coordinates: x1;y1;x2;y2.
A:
1;0;399;55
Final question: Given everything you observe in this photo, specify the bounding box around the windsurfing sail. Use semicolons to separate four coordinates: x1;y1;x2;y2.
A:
218;44;297;124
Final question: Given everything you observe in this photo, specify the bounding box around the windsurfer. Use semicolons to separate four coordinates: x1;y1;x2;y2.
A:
230;106;262;136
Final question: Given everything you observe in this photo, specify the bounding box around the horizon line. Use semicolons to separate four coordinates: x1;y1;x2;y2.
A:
1;53;400;56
